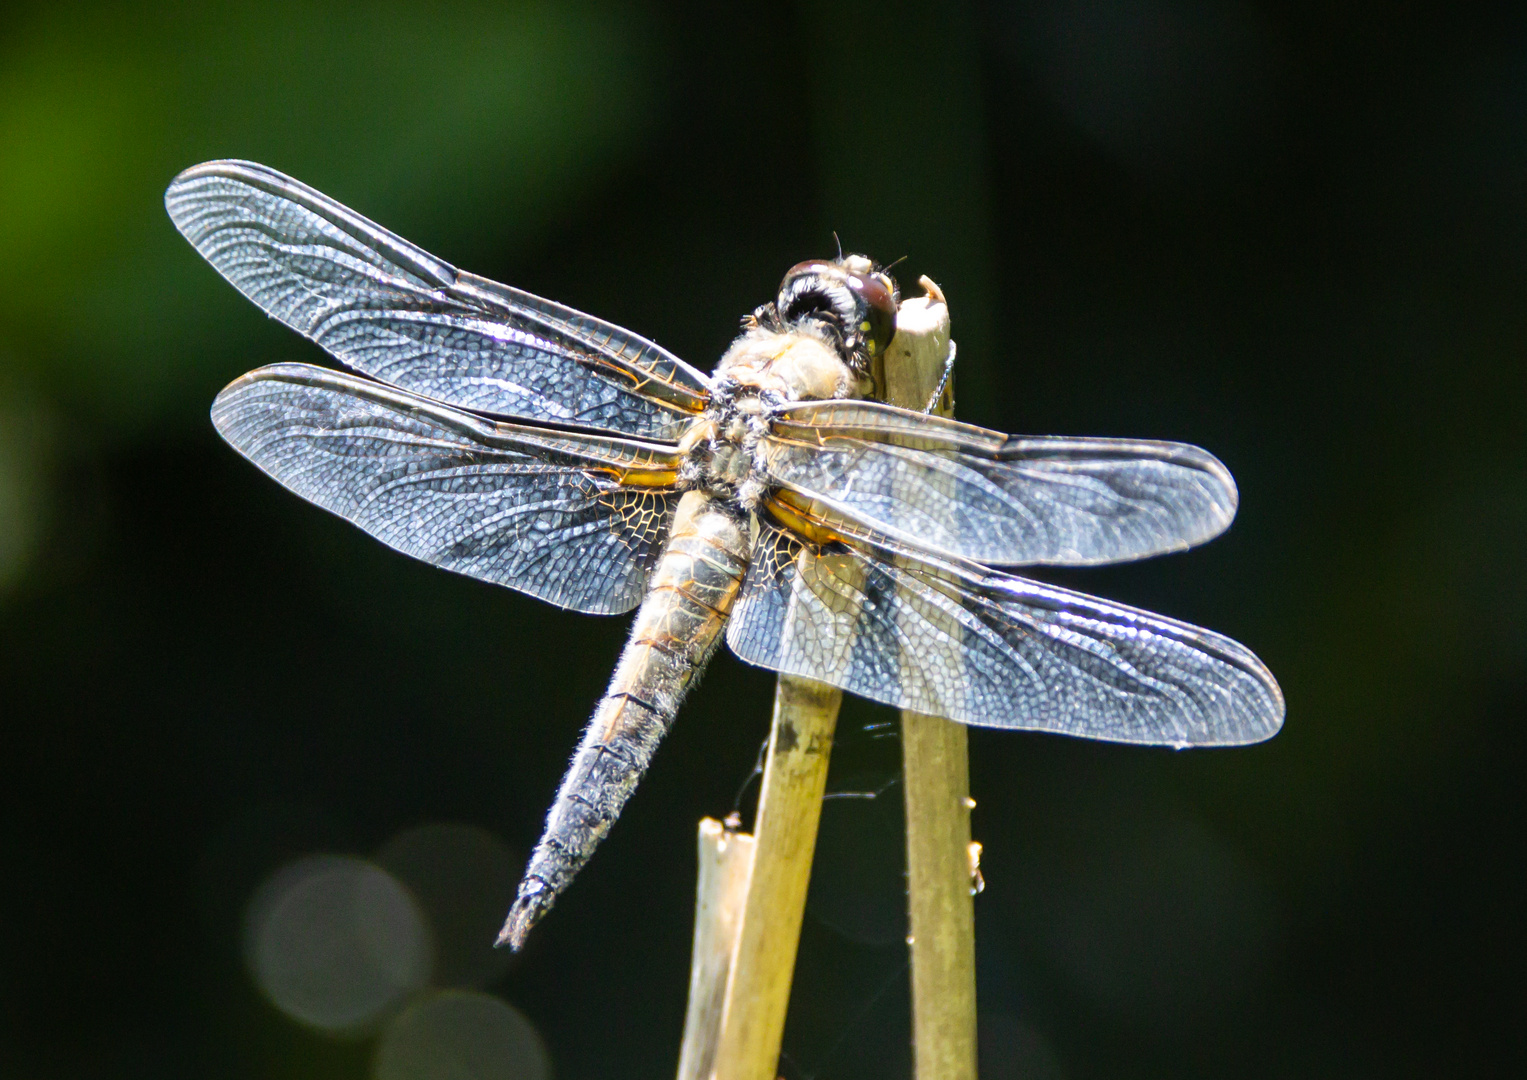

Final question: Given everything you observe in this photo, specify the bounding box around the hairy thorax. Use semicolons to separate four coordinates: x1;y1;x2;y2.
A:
676;327;870;510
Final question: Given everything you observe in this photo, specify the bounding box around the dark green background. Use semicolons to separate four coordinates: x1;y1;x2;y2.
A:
2;1;1523;1077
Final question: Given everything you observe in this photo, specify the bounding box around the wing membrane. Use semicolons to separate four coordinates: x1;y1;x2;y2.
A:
764;400;1238;566
726;511;1283;746
169;160;710;439
212;363;683;614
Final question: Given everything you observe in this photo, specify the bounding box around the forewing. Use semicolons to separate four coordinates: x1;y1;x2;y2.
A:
764;400;1238;566
168;160;710;438
726;514;1283;746
212;363;682;614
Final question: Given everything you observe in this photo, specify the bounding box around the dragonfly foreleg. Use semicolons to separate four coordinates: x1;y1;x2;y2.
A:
923;339;956;415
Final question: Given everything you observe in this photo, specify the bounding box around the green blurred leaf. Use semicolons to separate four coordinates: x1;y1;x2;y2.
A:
0;380;55;594
0;0;658;431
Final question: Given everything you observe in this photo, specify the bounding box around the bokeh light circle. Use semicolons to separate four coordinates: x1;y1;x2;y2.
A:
377;823;519;988
244;854;432;1032
374;989;551;1080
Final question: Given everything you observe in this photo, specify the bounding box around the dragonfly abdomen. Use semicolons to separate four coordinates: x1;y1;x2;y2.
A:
499;491;751;949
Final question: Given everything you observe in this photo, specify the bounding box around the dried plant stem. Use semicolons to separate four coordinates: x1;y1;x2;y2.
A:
676;819;755;1080
884;281;978;1080
707;674;842;1080
901;712;977;1079
678;277;970;1080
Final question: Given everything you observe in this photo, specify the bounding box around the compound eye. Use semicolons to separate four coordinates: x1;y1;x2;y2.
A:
777;261;851;324
846;270;897;359
782;260;833;284
776;257;900;369
779;261;833;303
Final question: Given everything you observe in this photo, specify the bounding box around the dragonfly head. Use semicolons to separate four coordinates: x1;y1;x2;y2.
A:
776;255;899;373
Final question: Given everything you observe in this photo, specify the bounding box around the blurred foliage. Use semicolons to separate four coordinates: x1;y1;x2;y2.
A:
2;1;1526;1079
0;0;654;427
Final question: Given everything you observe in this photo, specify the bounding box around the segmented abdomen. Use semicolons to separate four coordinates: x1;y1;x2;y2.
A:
499;491;751;949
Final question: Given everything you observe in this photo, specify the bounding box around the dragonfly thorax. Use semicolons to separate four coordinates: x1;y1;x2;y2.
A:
676;391;772;508
713;326;870;402
686;319;873;508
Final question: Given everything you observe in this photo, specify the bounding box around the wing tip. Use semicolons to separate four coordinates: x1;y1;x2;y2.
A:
209;363;336;440
1196;444;1241;533
1245;672;1287;744
167;158;294;195
165;159;284;217
1191;648;1285;748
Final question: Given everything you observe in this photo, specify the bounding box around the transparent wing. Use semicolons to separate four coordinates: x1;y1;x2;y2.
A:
169;160;710;439
212;363;683;614
726;509;1283;746
763;400;1238;566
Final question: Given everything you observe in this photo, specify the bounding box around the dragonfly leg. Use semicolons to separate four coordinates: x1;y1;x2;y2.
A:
923;339;956;414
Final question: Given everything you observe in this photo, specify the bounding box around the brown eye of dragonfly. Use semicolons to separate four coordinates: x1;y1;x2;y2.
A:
846;269;897;359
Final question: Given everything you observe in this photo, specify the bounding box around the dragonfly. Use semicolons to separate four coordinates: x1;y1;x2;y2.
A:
166;160;1284;951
